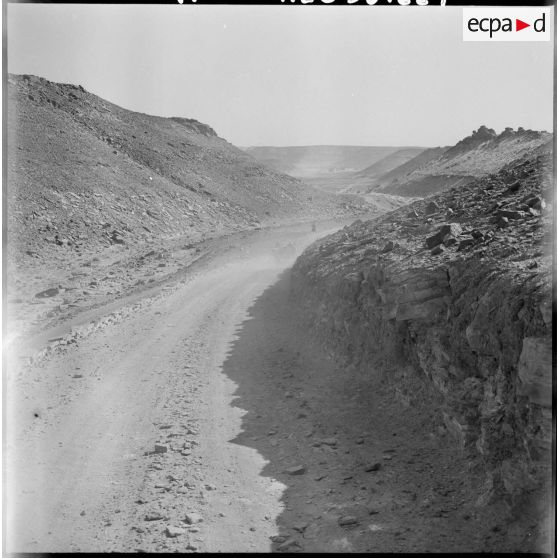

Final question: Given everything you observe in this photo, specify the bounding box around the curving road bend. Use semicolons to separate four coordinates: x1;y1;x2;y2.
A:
6;229;325;553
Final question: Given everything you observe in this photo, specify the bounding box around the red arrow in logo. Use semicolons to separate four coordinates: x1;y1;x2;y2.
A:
516;19;530;31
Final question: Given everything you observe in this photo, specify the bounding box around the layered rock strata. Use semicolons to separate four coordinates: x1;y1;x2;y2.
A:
291;148;553;512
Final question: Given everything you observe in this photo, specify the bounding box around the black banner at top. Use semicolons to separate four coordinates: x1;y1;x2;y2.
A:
6;0;557;5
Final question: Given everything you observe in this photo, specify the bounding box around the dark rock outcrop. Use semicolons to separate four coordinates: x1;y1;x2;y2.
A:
291;148;553;523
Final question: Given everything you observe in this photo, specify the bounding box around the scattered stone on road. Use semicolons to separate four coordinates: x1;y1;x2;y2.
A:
276;538;301;552
293;522;309;532
165;526;186;538
285;465;306;476
144;512;164;522
338;515;359;527
184;512;203;525
35;287;60;298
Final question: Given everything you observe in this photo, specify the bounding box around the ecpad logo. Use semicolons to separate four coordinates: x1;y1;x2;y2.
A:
468;14;545;38
463;8;551;42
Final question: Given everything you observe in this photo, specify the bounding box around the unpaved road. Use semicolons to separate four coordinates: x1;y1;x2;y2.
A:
6;224;332;553
5;221;545;554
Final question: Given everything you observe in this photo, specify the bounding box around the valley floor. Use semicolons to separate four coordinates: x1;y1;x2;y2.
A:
5;223;551;553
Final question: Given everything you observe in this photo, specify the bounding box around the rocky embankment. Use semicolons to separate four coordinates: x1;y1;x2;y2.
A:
291;147;553;547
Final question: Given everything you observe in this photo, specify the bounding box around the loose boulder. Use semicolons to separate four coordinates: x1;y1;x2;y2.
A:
35;287;60;298
425;223;462;249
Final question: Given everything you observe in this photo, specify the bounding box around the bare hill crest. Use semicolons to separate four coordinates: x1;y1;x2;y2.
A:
367;125;551;196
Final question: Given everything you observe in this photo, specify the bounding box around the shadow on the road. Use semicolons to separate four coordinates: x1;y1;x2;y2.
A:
217;268;547;554
217;268;457;553
219;268;324;552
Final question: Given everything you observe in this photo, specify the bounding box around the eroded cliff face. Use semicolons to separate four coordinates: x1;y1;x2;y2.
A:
291;148;553;518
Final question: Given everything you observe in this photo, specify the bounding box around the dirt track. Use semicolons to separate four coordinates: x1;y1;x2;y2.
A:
6;222;546;553
6;225;331;552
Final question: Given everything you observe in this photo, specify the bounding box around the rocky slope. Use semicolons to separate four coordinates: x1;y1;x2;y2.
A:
290;144;553;551
350;147;426;187
7;74;374;342
370;126;551;197
356;146;448;193
7;74;366;266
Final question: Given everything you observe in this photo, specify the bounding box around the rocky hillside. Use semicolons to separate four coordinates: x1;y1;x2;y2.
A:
369;126;551;197
352;147;426;183
290;145;553;551
7;74;365;267
350;146;448;193
243;145;414;178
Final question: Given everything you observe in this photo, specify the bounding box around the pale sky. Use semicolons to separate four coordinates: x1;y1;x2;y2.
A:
7;4;555;147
